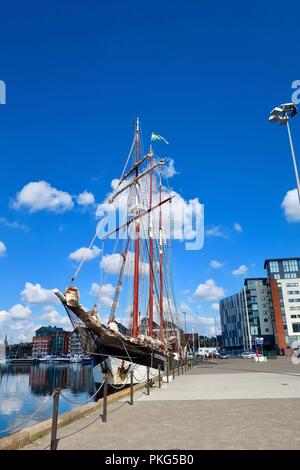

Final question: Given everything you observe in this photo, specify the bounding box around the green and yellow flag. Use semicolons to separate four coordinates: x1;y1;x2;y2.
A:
151;132;169;144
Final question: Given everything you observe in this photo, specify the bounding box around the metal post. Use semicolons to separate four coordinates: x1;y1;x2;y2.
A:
287;120;300;205
158;365;161;388
178;362;180;376
146;367;150;395
102;377;108;422
185;361;187;372
50;389;60;451
181;360;184;374
130;370;134;405
172;364;175;380
166;362;169;383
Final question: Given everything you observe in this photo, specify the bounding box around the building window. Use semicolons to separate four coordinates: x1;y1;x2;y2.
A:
269;261;279;273
274;274;280;279
292;323;300;333
283;260;299;272
285;273;297;279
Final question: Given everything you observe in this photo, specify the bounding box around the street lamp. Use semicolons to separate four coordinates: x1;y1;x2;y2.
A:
269;102;300;205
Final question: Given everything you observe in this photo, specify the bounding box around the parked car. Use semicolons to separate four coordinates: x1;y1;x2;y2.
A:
207;351;221;359
219;352;229;359
241;351;259;359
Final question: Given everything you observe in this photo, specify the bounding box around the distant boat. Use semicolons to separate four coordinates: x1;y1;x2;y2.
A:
70;354;82;363
38;355;70;363
38;355;53;362
8;358;37;364
51;355;70;363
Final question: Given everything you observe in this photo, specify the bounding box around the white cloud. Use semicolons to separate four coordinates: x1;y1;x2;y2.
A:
179;301;191;312
0;217;29;232
193;279;225;301
0;241;7;257
90;282;115;298
96;176;203;245
162;158;178;178
233;222;243;232
21;282;58;305
210;260;224;269
68;245;101;262
39;308;70;327
101;251;149;276
77;191;95;206
205;225;229;238
186;315;221;337
211;303;220;312
9;304;32;319
89;282;115;308
0;304;31;322
13;181;74;213
180;289;190;295
281;188;300;222
232;264;248;276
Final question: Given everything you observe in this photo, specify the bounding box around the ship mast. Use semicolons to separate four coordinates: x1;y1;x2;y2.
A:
149;145;154;337
132;118;140;337
159;177;164;342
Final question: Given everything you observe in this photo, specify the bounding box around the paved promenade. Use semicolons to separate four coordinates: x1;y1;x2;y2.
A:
24;358;300;450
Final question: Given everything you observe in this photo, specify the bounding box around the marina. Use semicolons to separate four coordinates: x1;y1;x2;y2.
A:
0;363;97;439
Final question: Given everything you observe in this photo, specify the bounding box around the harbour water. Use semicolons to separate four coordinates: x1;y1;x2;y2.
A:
0;363;98;438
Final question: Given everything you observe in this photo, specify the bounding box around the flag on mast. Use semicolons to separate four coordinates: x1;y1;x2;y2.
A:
151;132;169;144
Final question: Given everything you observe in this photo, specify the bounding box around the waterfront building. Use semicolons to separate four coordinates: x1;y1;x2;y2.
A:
68;329;84;356
220;278;275;351
220;291;248;349
264;258;300;353
32;326;70;357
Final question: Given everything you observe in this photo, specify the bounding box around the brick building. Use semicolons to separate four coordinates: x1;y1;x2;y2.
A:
32;326;70;357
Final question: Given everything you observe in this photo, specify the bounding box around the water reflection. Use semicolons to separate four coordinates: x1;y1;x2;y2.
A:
0;363;97;438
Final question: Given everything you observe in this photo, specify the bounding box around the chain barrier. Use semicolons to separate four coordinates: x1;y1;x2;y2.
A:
59;380;105;405
0;392;54;435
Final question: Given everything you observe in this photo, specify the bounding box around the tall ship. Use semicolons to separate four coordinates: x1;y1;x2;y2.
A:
54;120;185;384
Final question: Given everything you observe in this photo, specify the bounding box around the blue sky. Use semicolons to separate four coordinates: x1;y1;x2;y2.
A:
1;0;300;342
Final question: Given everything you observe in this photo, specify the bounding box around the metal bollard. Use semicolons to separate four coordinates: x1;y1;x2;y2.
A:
102;378;108;422
166;362;169;383
50;389;60;450
146;367;150;395
172;365;175;380
158;365;161;388
178;363;180;376
130;370;134;405
181;361;184;374
185;361;187;372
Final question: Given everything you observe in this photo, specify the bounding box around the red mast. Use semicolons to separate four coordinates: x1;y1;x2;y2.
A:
159;178;164;342
133;118;140;337
149;146;154;337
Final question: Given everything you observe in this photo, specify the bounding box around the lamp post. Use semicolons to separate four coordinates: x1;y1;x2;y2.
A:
269;102;300;205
